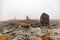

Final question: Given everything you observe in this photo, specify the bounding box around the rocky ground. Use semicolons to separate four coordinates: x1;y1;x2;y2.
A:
0;20;60;40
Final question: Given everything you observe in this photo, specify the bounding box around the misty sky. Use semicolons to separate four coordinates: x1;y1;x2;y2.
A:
0;0;60;21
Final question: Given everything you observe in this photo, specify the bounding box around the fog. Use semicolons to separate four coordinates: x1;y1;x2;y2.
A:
0;0;60;21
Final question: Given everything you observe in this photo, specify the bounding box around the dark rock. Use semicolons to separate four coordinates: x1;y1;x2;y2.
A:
40;12;50;26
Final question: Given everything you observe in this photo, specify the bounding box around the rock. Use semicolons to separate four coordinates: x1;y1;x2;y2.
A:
30;27;42;36
40;12;50;26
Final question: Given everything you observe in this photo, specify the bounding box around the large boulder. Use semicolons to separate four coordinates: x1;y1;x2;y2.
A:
40;13;50;26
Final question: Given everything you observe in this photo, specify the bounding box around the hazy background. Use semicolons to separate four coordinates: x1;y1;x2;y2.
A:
0;0;60;21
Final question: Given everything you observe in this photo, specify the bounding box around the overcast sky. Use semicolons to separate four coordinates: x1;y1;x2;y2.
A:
0;0;60;21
